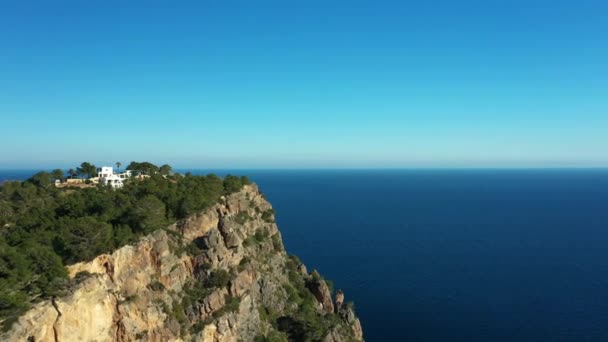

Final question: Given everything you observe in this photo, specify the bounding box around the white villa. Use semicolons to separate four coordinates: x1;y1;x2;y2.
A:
96;166;133;189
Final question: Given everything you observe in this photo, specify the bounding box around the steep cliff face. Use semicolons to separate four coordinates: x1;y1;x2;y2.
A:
2;184;363;342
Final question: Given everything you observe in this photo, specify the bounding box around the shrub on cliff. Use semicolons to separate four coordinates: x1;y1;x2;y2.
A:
235;211;250;224
254;331;289;342
223;175;251;194
205;269;231;288
261;209;275;223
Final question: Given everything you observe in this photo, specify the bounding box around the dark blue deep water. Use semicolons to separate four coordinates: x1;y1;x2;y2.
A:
2;169;608;341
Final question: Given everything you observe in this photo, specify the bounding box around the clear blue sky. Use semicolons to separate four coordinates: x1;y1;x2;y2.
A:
1;0;606;168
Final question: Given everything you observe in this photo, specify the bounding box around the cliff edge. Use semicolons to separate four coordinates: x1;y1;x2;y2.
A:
2;184;363;342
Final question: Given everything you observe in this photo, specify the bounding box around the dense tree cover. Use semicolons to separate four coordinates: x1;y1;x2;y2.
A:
77;162;97;179
51;169;64;182
126;161;159;175
159;164;172;176
24;162;96;187
0;164;252;330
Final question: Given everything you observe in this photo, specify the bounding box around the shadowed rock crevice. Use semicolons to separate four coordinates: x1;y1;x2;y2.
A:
50;298;61;342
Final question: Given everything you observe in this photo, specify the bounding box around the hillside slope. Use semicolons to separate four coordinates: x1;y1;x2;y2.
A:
2;184;363;342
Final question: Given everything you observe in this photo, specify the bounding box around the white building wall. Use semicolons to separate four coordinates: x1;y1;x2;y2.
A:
101;174;124;189
97;166;114;178
95;166;133;189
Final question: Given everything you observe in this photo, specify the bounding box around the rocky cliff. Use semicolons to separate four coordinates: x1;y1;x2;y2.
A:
2;184;363;342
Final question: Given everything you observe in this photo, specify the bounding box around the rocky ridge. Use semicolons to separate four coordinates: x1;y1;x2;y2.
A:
2;184;363;341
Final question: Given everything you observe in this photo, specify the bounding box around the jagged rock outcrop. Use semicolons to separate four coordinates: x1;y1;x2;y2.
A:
306;272;335;314
2;184;363;342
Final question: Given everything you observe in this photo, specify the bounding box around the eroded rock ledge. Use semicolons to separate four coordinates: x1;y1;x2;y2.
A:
2;184;363;342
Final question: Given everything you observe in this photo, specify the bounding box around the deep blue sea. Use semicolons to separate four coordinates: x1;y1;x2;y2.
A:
2;169;608;341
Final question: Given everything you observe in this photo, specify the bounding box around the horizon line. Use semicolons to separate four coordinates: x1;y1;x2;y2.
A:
1;166;608;171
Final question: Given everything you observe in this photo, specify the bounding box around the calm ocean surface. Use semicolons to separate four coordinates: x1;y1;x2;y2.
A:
2;169;608;341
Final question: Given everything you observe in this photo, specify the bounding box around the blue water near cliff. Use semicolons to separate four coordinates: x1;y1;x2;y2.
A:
2;169;608;341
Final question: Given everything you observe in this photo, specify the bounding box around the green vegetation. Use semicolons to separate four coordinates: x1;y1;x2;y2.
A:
148;280;166;292
159;164;173;176
254;331;289;342
51;169;64;182
310;270;333;293
256;306;290;342
134;331;148;340
255;255;347;341
271;234;283;252
184;240;204;256
118;294;138;305
0;161;252;330
125;161;159;175
170;299;187;324
190;321;205;334
238;256;250;272
168;276;240;335
261;209;275;223
72;271;93;285
242;227;269;248
212;295;240;318
204;269;231;288
77;162;97;179
223;175;252;193
179;280;212;311
235;211;251;224
255;228;269;242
